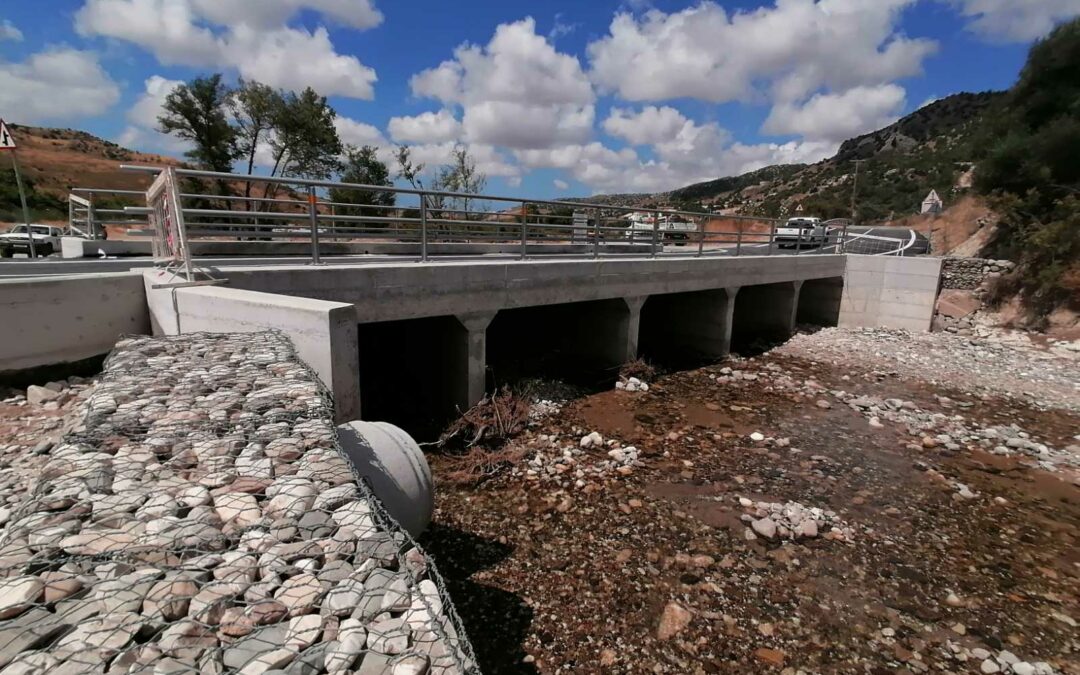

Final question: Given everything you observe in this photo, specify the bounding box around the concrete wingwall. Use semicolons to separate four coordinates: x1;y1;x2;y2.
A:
839;255;943;332
142;272;360;422
0;272;150;376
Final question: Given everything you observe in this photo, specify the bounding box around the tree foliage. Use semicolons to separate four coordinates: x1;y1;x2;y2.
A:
330;145;395;214
229;79;282;196
267;87;342;181
975;18;1080;316
158;74;238;173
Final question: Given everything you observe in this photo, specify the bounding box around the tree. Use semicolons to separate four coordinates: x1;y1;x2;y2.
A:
331;145;395;216
973;18;1080;317
395;145;445;213
158;74;238;174
264;87;343;198
439;145;487;218
230;79;283;199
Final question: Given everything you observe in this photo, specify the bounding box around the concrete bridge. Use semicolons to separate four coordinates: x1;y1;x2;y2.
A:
0;251;942;438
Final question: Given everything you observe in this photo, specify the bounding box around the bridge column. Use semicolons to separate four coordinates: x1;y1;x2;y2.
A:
622;296;646;362
455;312;495;411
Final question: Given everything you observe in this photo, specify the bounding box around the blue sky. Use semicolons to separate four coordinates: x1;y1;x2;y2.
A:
0;0;1077;198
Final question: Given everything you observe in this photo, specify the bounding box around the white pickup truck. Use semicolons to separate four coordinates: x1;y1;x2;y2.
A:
774;217;830;249
0;224;64;258
625;213;698;244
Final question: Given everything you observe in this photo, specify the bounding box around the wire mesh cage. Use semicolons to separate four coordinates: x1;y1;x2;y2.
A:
0;331;477;674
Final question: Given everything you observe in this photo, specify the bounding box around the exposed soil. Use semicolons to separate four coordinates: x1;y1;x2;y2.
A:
422;330;1080;674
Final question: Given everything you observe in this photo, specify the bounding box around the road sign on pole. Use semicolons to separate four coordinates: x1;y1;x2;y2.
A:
0;120;36;258
0;121;15;149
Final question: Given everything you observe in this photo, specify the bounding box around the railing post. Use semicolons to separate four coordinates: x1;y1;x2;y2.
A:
87;197;97;240
795;223;803;256
840;222;849;254
420;196;429;262
592;208;601;259
307;186;321;265
736;226;743;257
651;210;660;258
520;202;528;261
697;217;704;256
767;221;776;256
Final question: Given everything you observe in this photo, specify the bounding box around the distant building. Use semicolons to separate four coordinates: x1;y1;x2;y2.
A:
921;189;943;215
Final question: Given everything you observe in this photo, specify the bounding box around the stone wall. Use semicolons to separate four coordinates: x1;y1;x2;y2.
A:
0;331;475;675
940;256;1015;290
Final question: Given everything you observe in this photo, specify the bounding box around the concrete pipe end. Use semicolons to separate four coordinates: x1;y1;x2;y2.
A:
336;420;434;538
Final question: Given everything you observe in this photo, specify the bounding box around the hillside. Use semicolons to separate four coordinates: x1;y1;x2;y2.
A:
0;125;179;222
664;92;1004;222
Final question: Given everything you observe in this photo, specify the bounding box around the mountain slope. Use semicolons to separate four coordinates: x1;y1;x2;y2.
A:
665;91;1004;222
0;125;179;222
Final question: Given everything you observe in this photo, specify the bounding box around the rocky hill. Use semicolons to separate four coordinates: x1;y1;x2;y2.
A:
662;92;1004;222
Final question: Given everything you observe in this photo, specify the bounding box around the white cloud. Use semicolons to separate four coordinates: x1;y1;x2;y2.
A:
116;75;189;153
762;84;907;144
0;48;120;123
0;20;23;42
399;142;520;180
189;0;382;30
222;25;376;98
75;0;378;98
947;0;1080;42
410;17;595;149
335;116;387;148
603;106;689;145
388;110;462;144
587;0;936;104
553;179;570;190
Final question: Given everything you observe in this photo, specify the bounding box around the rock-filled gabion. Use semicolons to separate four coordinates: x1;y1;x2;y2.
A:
940;256;1015;290
0;332;476;675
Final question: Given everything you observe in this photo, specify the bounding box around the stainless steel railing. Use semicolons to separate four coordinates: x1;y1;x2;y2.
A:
103;165;911;265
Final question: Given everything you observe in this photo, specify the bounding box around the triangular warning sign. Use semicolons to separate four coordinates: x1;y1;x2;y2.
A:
0;121;16;150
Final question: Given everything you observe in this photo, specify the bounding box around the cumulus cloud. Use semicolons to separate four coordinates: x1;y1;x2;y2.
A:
0;48;120;123
947;0;1080;42
188;0;382;30
410;17;595;149
0;20;23;42
603;106;689;145
388;110;462;144
75;0;379;98
762;84;907;144
335;116;387;148
553;179;570;190
587;0;936;104
117;75;189;153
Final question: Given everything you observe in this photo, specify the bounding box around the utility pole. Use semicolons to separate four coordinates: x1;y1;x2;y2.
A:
0;121;35;259
850;159;865;225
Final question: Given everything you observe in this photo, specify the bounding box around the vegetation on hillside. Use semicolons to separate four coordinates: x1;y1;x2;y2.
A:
974;19;1080;318
666;92;1001;222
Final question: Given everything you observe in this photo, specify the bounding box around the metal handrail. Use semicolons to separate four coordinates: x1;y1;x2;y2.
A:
96;165;918;267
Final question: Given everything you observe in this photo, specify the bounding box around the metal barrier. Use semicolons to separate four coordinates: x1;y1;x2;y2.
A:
106;165;915;268
68;187;150;239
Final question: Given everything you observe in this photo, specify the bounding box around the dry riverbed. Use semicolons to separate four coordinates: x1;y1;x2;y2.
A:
424;327;1080;675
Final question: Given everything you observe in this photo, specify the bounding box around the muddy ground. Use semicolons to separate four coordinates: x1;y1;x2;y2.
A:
423;329;1080;675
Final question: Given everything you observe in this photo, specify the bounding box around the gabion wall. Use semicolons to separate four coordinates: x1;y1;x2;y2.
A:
0;332;477;675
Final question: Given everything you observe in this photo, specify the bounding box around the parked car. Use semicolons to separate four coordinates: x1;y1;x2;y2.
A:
0;224;65;258
775;217;829;248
